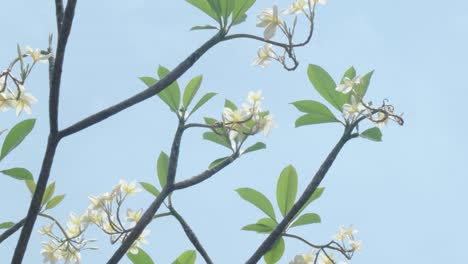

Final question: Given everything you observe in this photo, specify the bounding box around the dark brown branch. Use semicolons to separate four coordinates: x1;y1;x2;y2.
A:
169;205;213;264
11;1;77;262
244;129;358;264
0;218;25;244
59;31;226;138
55;0;64;32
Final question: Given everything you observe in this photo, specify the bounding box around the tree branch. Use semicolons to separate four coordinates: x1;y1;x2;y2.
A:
0;218;25;244
244;129;358;264
169;205;213;264
55;0;64;33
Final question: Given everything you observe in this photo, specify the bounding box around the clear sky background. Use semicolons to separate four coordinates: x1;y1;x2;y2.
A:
1;0;467;263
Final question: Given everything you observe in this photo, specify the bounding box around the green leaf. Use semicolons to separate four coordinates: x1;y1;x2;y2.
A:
203;132;231;149
276;165;298;217
242;142;266;155
186;0;220;23
360;127;382;142
41;182;56;206
172;250;196;264
140;182;160;197
1;119;35;160
157;65;181;113
127;248;155;264
190;92;217;115
290;213;321;228
294;187;324;221
190;25;219;31
208;156;229;169
0;222;15;229
292;100;339;126
204;117;217;125
232;0;255;25
264;238;285;264
355;70;374;98
25;180;35;194
1;167;33;181
341;66;356;84
157;152;169;188
219;0;235;22
139;76;158;87
242;218;277;233
307;64;347;111
45;194;65;210
236;188;276;220
224;99;237;110
183;75;203;109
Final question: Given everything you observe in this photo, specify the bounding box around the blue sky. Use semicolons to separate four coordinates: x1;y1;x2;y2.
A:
1;0;467;263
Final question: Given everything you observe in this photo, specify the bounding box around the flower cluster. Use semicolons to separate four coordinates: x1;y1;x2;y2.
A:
221;91;274;151
253;0;327;68
289;225;361;264
335;75;404;127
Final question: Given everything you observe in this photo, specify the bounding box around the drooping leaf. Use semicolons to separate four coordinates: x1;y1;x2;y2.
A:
360;127;382;142
1;167;33;181
355;70;374;98
242;142;266;155
203;132;231;149
186;0;220;23
307;64;347;111
127;248;155;264
276;165;298;217
264;238;285;264
0;222;15;229
1;119;35;160
140;182;160;197
190;92;217;115
25;180;35;194
172;250;196;264
292;100;339;126
183;75;203;109
208;156;229;169
236;188;276;220
290;213;321;228
190;25;219;31
41;182;56;206
242;218;277;234
45;194;65;210
157;152;169;188
157;65;181;113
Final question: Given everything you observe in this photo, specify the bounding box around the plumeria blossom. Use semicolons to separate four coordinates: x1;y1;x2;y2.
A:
11;84;38;116
252;44;277;68
289;250;317;264
119;180;141;195
334;225;358;240
342;96;365;120
283;0;310;15
256;5;282;40
25;46;51;63
41;240;61;264
349;239;362;251
126;208;143;227
336;76;361;94
247;90;264;104
0;92;13;112
128;229;150;254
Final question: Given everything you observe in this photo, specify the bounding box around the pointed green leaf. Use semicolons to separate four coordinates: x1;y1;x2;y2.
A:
360;127;382;142
127;248;155;264
140;182;160;196
242;218;277;234
224;99;237;110
292;100;339;126
276;165;298;217
25;180;35;194
186;0;220;22
264;238;285;264
295;113;340;127
203;132;231;149
0;222;15;229
157;152;169;188
307;64;347;111
208;156;229;169
190;25;219;31
41;182;56;206
183;75;203;109
139;76;158;87
157;65;181;113
290;213;321;228
190;92;217;115
45;194;65;210
242;142;266;155
355;70;374;98
232;0;255;25
204;117;217;125
236;188;276;220
220;0;235;22
172;250;196;264
1;119;35;160
1;167;33;181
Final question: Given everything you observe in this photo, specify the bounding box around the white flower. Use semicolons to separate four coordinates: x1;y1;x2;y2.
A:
39;223;55;235
252;44;277;67
349;239;362;251
247;90;264;104
314;0;328;6
336;76;361;94
11;85;38;116
375;112;389;128
228;130;240;150
256;5;282;40
283;0;309;15
223;108;249;124
259;114;274;136
119;180;141;195
25;46;51;63
289;250;317;264
334;225;358;240
128;229;150;255
342;96;365;120
126;208;143;226
0;92;14;112
41;240;61;264
60;246;81;264
318;253;336;264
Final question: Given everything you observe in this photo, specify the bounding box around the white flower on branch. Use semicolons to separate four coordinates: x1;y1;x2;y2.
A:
252;44;277;68
256;5;282;40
